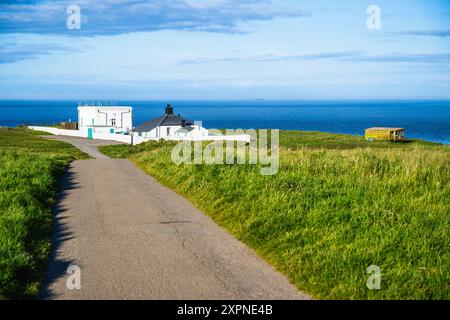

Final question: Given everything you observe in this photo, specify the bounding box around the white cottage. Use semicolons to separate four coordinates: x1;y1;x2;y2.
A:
78;105;132;138
133;104;208;140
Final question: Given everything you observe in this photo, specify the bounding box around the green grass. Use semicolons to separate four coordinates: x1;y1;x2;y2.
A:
100;131;450;299
279;130;442;150
0;127;88;299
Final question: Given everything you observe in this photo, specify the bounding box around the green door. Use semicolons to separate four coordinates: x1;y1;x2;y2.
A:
87;128;93;139
110;128;114;134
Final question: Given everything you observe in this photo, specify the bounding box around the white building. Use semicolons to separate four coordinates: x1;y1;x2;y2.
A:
78;105;132;138
29;103;251;144
133;104;208;140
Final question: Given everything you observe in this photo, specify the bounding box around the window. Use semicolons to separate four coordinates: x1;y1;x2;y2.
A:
167;127;170;136
111;118;116;126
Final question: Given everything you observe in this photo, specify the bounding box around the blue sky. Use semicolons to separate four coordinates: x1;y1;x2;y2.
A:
0;0;449;100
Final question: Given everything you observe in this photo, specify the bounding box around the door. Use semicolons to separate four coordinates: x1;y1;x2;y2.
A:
110;128;114;134
88;128;93;139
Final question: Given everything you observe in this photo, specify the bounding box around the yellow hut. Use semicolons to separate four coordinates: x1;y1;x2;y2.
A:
365;127;405;142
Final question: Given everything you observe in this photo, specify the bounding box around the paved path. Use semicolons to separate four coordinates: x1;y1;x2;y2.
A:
40;136;309;300
44;135;123;159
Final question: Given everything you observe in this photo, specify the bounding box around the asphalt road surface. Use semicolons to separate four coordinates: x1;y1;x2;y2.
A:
40;136;309;300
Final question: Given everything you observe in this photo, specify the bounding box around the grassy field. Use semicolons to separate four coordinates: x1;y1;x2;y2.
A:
100;131;449;299
0;127;88;299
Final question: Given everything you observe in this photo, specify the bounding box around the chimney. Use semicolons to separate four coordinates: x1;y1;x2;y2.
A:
165;103;173;115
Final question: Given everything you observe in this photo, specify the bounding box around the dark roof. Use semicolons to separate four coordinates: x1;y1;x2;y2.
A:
134;113;193;132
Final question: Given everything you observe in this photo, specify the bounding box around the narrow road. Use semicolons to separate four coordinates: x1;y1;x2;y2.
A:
41;136;309;299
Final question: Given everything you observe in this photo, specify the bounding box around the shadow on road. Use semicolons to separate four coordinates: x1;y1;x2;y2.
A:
39;166;79;300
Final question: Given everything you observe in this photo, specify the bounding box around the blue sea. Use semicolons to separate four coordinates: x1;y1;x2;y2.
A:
0;100;449;144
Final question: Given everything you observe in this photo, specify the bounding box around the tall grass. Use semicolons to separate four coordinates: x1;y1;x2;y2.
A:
100;132;449;299
0;128;88;299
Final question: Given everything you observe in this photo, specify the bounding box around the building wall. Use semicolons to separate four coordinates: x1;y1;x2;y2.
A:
188;125;209;139
365;129;404;141
29;125;251;144
141;127;159;138
28;126;150;145
139;125;185;139
79;126;116;135
78;106;132;132
134;124;209;139
160;125;182;139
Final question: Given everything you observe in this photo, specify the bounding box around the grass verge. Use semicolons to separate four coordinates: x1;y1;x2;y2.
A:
99;131;449;299
0;127;88;299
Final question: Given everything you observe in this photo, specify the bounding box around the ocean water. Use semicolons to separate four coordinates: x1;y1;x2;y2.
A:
0;100;449;144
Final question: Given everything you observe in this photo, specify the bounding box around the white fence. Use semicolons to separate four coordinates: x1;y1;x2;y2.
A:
28;126;251;145
166;135;251;143
28;126;85;137
28;126;146;144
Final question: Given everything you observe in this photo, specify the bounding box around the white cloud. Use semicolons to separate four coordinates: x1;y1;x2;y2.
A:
0;0;309;35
